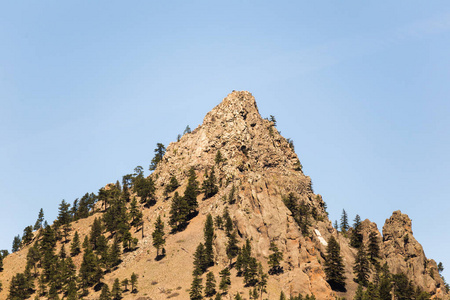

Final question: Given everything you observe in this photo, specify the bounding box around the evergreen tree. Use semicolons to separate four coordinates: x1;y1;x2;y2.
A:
152;215;166;258
228;185;237;204
149;143;166;171
184;167;200;215
193;243;207;276
340;209;349;233
40;225;57;283
236;239;252;276
226;231;239;266
129;197;143;227
108;237;121;270
12;235;21;253
204;214;215;267
26;243;40;276
350;214;363;248
79;243;103;288
279;291;287;300
268;241;283;275
8;272;34;299
215;150;225;165
244;257;259;286
22;225;34;245
164;175;180;195
368;231;380;264
121;278;129;291
378;263;392;300
256;262;268;298
205;271;217;297
34;208;45;230
223;208;233;236
324;235;346;291
89;217;104;250
354;284;364;300
111;278;122;300
202;167;219;199
184;125;191;134
70;231;81;256
57;199;72;226
134;175;156;207
169;192;189;232
190;275;203;300
438;262;444;274
219;267;231;294
99;283;111;300
334;220;339;231
353;243;370;286
130;272;138;293
66;280;78;300
214;293;222;300
234;293;243;300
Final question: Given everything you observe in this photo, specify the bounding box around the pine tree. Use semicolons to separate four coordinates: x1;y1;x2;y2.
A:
130;272;138;293
334;220;339;231
190;275;203;300
193;243;207;276
22;225;33;245
70;231;81;256
226;231;239;266
169;192;189;232
215;150;225;165
129;197;143;227
202;167;219;199
279;291;287;300
108;237;121;270
219;267;231;294
99;283;111;300
354;284;364;300
340;209;349;233
12;235;21;252
121;278;129;291
149;143;166;171
234;293;243;300
152;215;166;258
66;280;78;300
184;167;199;215
350;214;363;248
79;243;103;288
353;243;370;286
164;175;180;195
223;208;233;236
34;208;45;230
26;243;40;276
204;214;215;267
368;231;380;264
324;235;346;291
205;271;216;297
268;241;283;275
89;217;104;250
214;293;222;300
111;278;122;300
257;262;268;298
244;257;259;286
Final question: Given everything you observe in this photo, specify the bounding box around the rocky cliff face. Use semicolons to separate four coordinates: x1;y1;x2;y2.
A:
0;91;446;300
382;211;447;297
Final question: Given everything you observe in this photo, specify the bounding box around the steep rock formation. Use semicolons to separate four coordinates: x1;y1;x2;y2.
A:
0;91;446;300
382;211;447;298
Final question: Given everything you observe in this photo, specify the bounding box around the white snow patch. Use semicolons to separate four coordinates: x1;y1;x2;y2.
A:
315;229;328;246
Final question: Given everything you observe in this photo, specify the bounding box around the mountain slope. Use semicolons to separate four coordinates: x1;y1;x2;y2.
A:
0;91;446;300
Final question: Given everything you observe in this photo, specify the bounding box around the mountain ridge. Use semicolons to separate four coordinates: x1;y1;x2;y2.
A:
0;91;446;300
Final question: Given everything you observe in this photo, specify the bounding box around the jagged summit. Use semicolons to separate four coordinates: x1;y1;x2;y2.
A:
154;90;309;196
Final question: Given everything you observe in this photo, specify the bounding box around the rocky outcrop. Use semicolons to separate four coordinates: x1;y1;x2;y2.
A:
382;211;447;298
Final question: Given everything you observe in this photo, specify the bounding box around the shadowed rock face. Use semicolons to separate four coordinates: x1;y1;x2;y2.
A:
0;91;446;300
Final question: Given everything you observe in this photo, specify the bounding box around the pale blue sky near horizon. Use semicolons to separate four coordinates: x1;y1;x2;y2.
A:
1;1;450;280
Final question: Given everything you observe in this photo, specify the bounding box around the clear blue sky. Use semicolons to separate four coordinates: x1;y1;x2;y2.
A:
1;1;449;279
